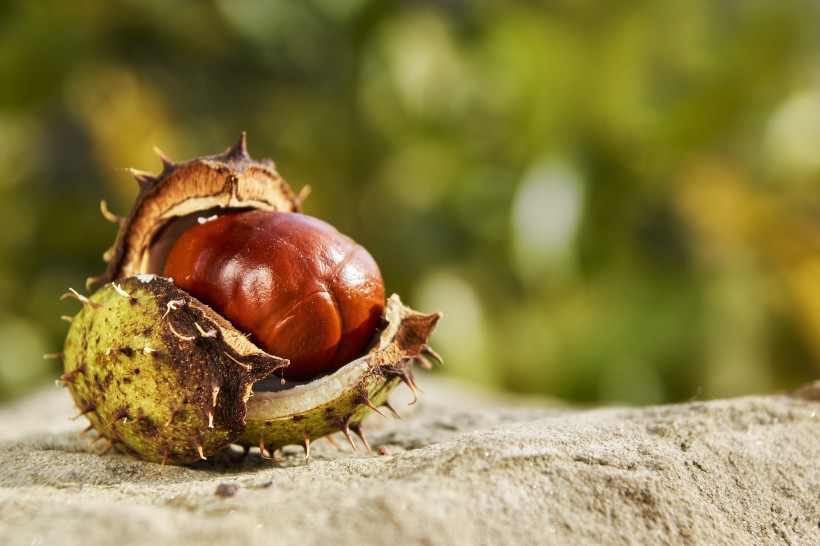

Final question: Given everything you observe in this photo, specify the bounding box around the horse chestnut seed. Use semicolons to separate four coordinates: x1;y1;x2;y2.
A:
163;210;385;381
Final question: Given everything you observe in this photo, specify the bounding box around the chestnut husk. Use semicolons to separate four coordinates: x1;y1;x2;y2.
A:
59;134;440;464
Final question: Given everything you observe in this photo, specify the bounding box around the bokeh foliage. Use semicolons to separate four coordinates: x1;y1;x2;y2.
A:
1;0;818;403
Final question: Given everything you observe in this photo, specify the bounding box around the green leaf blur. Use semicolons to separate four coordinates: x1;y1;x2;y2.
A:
1;0;818;404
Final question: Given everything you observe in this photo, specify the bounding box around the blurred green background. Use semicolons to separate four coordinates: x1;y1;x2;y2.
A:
1;0;818;405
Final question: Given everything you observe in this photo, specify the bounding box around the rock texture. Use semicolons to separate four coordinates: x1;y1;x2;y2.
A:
0;378;818;546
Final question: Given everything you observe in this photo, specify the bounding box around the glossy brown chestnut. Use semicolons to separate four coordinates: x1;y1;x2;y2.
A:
163;210;385;381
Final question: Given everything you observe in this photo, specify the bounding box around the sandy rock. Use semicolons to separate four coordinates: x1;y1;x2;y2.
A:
0;378;817;546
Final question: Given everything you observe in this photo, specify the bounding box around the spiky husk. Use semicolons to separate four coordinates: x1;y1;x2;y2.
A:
63;277;439;463
61;135;441;464
62;276;285;464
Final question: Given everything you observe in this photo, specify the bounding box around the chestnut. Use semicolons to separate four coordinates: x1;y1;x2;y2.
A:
163;210;385;381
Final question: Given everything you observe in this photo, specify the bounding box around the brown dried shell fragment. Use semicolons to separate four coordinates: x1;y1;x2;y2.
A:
60;134;441;464
100;133;302;285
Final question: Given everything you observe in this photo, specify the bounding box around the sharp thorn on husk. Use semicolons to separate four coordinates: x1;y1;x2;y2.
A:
161;450;171;467
363;397;387;418
104;409;128;430
340;422;358;452
99;435;118;456
194;322;217;338
194;441;206;460
211;386;220;407
128;168;158;190
259;437;277;462
397;371;419;405
162;299;184;318
44;352;65;361
131;412;147;424
225;132;250;159
60;315;74;323
71;403;96;420
102;246;115;263
325;434;343;451
421;344;443;364
167;322;196;342
80;424;94;437
403;369;424;393
85;275;106;292
61;288;102;309
350;423;372;454
99;200;124;226
207;411;214;429
59;364;85;384
165;408;181;427
297;185;312;206
112;283;131;298
222;351;253;371
415;355;434;370
153;146;175;171
91;431;107;444
303;432;311;464
383;400;402;419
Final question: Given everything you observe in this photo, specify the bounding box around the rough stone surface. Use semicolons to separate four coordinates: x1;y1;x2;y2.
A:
0;378;818;546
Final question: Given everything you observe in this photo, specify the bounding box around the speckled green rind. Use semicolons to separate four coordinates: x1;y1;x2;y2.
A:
62;275;285;464
238;375;401;451
238;295;440;452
